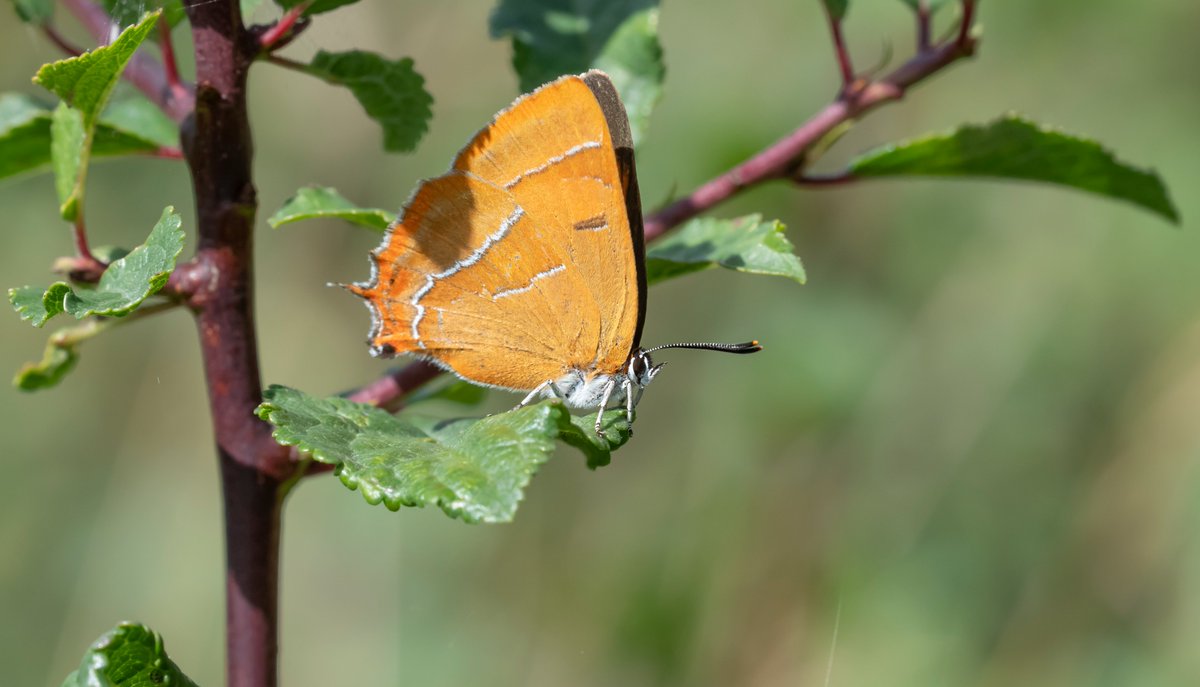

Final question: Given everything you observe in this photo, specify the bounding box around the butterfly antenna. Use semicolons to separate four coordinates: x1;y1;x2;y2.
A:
646;340;762;354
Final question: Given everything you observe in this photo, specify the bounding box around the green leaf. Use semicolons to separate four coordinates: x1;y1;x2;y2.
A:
404;379;490;406
14;339;77;391
258;386;629;522
558;408;631;469
0;93;175;183
34;11;162;219
822;0;848;20
274;0;360;15
490;0;664;144
849;115;1180;224
9;207;184;327
50;102;86;218
100;0;185;27
307;50;433;153
11;0;53;24
34;11;161;129
61;622;198;687
268;186;394;231
645;214;806;286
100;95;178;149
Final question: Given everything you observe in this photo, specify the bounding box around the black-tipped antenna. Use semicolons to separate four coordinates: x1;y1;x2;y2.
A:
645;340;762;354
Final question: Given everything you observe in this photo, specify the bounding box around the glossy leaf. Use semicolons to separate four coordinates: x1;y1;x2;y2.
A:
849;115;1180;223
645;214;806;286
275;0;360;15
10;207;184;327
11;0;53;24
61;622;198;687
490;0;664;143
50;102;86;218
268;186;394;231
308;50;433;153
0;93;176;183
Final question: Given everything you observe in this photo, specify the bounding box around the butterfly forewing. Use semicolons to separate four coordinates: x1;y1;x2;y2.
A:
353;72;643;391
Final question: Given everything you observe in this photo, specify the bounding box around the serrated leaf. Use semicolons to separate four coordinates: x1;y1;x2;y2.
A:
274;0;359;15
61;622;198;687
34;12;162;219
34;11;160;129
645;214;806;286
558;408;631;469
0;93;175;183
307;50;432;153
849;115;1180;223
822;0;848;20
268;186;394;231
9;207;184;327
11;0;53;24
259;386;572;522
490;0;664;144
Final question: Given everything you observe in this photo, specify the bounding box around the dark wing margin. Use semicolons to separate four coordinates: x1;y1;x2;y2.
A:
580;70;648;353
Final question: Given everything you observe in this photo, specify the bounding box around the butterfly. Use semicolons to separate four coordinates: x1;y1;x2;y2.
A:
348;70;760;436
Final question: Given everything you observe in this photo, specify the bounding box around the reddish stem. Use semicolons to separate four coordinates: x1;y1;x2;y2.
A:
70;216;104;268
158;18;188;103
60;0;194;122
643;20;977;241
824;9;855;89
257;2;310;50
151;146;186;160
917;0;932;51
43;24;83;56
959;0;976;46
347;361;444;410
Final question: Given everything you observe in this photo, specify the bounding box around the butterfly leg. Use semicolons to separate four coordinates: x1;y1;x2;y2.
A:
594;378;618;437
623;378;637;437
516;379;564;409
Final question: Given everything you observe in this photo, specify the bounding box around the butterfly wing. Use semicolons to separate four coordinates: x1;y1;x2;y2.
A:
350;72;645;392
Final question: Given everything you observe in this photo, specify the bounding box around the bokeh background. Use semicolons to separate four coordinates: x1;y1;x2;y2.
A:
3;2;1199;685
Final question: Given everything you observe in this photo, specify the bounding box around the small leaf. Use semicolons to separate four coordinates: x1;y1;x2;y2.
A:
50;102;86;218
14;336;78;391
490;0;664;143
10;0;53;24
274;0;360;15
307;50;433;153
259;386;574;523
822;0;848;20
645;214;806;286
61;621;198;687
849;115;1180;223
34;11;161;129
268;186;394;231
34;11;162;219
9;207;184;327
0;93;175;183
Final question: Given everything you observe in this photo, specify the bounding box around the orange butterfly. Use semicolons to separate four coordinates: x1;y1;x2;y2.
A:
349;71;759;435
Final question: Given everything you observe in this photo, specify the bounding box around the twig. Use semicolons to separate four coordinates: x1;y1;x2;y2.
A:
256;2;311;51
151;146;186;160
158;17;189;104
264;54;312;74
917;0;932;52
643;12;978;241
42;24;83;56
347;361;444;410
959;0;977;46
60;0;194;122
70;216;104;272
823;7;855;89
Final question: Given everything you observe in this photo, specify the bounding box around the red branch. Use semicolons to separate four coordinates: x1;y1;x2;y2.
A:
256;2;311;51
823;8;855;88
43;24;83;56
917;0;932;51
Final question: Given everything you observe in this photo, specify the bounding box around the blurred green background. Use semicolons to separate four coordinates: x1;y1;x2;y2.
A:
3;1;1199;685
